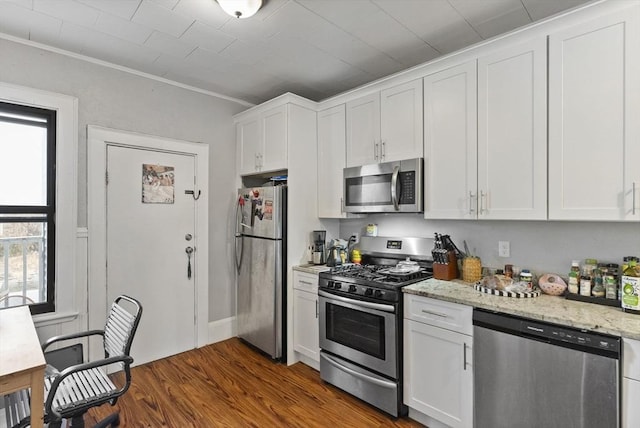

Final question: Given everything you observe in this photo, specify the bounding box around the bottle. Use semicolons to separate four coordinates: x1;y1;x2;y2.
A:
605;275;617;300
568;271;579;294
621;259;640;314
519;269;533;291
570;260;580;275
580;272;592;297
591;268;605;297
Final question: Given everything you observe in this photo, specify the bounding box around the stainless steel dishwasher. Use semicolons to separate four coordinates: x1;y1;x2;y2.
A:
473;309;620;428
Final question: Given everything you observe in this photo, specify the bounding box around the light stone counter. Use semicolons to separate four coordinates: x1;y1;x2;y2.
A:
404;278;640;340
293;264;330;275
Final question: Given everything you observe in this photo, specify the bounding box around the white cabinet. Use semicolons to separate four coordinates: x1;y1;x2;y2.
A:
548;6;640;221
477;38;547;220
423;61;477;219
623;338;640;428
424;37;546;220
346;80;423;167
404;294;473;428
317;105;347;218
293;270;320;366
238;104;288;175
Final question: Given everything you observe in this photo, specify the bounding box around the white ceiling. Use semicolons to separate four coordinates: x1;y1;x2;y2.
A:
0;0;591;105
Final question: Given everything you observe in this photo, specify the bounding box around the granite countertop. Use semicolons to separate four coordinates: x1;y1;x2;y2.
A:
404;278;640;340
293;264;331;274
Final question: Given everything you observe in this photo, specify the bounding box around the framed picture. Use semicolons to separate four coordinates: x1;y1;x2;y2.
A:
142;164;175;204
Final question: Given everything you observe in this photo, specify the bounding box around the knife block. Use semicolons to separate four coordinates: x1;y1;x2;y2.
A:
433;251;459;280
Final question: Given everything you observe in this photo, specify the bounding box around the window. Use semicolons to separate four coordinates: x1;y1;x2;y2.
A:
0;101;56;314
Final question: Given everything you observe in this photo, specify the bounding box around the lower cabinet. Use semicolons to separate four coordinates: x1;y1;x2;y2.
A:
293;270;320;368
623;338;640;428
404;294;473;428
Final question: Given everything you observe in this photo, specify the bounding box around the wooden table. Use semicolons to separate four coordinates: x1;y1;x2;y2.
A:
0;306;46;428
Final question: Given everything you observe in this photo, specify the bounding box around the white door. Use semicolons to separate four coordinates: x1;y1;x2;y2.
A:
106;145;196;365
346;92;380;167
380;79;423;163
88;125;209;367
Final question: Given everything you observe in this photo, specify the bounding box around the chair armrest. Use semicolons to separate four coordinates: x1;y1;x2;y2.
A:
45;354;134;419
41;330;105;352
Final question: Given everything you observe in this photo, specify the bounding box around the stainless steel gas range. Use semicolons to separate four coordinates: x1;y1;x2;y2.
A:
318;236;433;417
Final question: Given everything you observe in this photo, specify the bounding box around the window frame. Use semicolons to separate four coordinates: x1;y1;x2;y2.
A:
0;82;78;322
0;101;57;313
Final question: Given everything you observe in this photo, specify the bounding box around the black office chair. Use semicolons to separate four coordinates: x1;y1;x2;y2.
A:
3;295;142;428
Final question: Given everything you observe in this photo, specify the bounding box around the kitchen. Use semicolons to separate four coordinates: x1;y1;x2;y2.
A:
1;0;639;427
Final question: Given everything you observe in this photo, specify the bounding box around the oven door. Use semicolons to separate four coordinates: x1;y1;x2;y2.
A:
319;290;397;378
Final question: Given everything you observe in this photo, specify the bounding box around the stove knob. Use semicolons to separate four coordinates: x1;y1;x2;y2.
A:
327;281;334;289
364;288;373;296
334;282;342;290
374;290;383;298
348;285;357;293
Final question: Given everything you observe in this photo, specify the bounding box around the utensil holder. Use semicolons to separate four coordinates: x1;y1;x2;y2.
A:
433;251;458;280
462;256;483;283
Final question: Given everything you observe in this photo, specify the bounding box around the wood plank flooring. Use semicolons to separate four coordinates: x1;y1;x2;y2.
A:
86;338;424;427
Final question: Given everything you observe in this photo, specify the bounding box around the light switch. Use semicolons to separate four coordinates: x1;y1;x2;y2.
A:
498;241;510;258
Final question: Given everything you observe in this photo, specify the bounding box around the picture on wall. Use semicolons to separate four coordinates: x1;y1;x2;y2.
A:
142;163;175;204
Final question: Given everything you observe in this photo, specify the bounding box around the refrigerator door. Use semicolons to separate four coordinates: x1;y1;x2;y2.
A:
237;236;283;359
237;186;284;240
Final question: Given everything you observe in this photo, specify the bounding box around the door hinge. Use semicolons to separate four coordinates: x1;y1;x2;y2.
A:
105;171;109;185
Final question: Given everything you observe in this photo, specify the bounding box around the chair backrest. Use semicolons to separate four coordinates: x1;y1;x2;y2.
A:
103;295;142;358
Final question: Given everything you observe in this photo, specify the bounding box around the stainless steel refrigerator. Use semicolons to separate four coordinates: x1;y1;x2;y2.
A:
234;185;286;360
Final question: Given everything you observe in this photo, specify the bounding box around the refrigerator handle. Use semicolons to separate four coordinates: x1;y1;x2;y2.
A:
234;199;244;272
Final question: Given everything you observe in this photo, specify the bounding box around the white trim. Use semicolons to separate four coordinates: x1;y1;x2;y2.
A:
0;32;254;109
87;125;209;359
208;316;236;344
33;311;79;327
0;81;78;320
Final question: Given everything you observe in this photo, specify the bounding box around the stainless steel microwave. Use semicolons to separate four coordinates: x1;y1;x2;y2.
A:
343;158;423;213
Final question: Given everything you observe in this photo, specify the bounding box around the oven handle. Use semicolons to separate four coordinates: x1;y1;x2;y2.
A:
318;290;395;313
322;353;397;389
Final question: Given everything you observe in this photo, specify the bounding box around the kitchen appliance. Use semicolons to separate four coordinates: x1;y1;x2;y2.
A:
312;230;326;265
343;158;423;214
326;238;348;267
318;236;433;417
234;186;287;360
474;309;620;428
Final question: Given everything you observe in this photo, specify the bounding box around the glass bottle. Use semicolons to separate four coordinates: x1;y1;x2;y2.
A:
568;271;579;294
621;259;640;314
605;275;617;300
591;268;605;297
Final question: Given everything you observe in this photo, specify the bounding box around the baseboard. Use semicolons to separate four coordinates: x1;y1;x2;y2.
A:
407;408;451;428
208;316;236;344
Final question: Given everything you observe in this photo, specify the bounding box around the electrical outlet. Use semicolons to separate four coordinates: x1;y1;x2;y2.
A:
352;232;359;243
498;241;510;258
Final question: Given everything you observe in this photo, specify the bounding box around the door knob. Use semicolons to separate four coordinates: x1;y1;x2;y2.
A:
185;233;192;241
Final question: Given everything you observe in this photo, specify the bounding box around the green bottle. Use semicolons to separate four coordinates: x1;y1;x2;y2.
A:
622;259;640;313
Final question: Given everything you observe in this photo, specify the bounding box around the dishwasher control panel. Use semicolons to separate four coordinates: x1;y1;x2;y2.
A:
522;320;620;353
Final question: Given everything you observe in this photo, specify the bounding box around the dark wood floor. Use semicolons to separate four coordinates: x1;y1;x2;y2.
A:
86;338;424;427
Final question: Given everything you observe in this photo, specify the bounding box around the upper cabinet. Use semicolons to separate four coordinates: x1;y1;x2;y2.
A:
548;6;640;221
424;38;547;220
346;80;423;167
317;105;347;218
238;104;288;175
477;38;547;220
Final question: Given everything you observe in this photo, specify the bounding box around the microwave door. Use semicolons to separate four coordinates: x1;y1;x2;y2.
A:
344;175;393;212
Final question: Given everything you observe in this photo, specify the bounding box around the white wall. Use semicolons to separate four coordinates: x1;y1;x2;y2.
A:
0;38;245;323
341;215;640;277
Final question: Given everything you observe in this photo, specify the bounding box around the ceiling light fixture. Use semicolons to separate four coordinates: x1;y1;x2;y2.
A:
217;0;262;19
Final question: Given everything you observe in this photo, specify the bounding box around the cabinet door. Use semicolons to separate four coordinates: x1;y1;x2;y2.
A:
238;116;260;175
404;319;473;428
346;92;380;167
380;79;423;163
623;377;640;428
549;6;640;221
318;105;347;218
293;289;319;362
477;37;547;220
261;104;288;173
423;62;477;219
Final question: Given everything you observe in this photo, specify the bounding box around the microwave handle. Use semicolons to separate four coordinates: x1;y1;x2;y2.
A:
391;165;400;211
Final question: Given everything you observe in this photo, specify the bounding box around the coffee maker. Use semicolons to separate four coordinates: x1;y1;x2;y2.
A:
312;230;326;265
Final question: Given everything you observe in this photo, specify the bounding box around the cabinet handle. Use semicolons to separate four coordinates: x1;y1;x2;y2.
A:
469;191;476;215
463;342;468;371
480;190;486;214
341;197;344;213
316;300;319;318
299;280;313;286
381;141;386;161
374;142;379;161
421;309;448;318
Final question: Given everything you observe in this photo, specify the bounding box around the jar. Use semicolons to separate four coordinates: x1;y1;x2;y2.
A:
570;260;580;275
605;275;617;300
519;270;533;290
568;272;579;294
591;269;605;297
580;275;592;297
504;264;513;278
583;259;598;277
